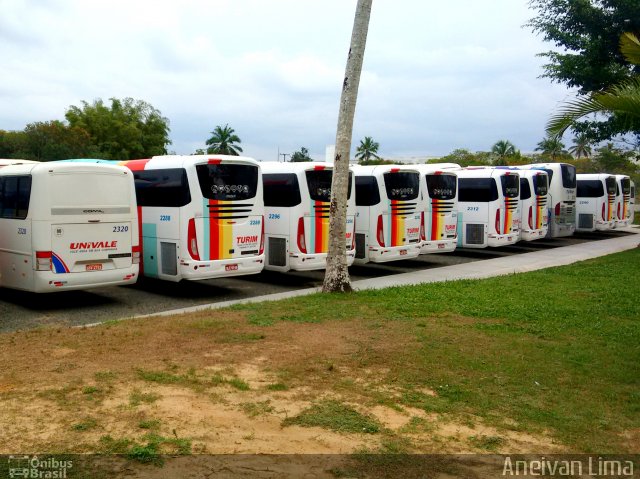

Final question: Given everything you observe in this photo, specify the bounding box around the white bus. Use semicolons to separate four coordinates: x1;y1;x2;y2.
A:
613;174;632;228
456;167;520;248
260;162;356;272
414;164;458;253
518;169;549;241
0;162;139;292
523;163;576;238
118;155;264;282
575;174;616;232
352;165;424;263
0;159;38;168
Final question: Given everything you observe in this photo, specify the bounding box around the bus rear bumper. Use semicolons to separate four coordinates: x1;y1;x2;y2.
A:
33;267;139;293
520;228;548;241
361;244;421;263
487;233;519;247
420;239;457;254
289;249;356;271
179;256;265;281
549;223;575;238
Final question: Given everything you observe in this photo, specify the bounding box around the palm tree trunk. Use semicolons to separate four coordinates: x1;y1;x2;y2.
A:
322;0;372;293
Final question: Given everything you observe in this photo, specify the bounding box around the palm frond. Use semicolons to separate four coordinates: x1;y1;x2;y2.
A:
620;32;640;65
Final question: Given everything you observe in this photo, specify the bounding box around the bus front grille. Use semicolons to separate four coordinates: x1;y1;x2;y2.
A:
465;224;484;245
268;237;287;267
356;234;366;259
578;214;593;230
160;242;178;276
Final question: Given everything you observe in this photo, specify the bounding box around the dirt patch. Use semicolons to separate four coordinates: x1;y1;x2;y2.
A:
0;310;561;458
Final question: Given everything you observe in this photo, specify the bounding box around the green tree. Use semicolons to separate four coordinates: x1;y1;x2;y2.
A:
547;33;640;140
491;140;518;165
23;121;98;161
568;133;593;159
0;129;28;159
355;136;380;163
535;136;568;161
206;124;243;156
65;97;171;160
290;147;312;162
528;1;640;141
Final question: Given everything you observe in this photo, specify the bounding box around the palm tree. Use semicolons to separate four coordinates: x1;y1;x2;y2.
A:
355;136;381;163
568;133;592;159
547;33;640;138
535;136;566;161
491;140;517;165
205;124;243;156
323;0;372;294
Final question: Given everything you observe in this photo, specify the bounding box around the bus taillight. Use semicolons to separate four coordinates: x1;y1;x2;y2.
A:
617;203;621;220
495;209;501;234
36;251;51;271
376;214;385;247
259;217;265;255
420;211;426;241
528;206;533;230
351;218;356;250
187;218;200;260
132;245;141;264
555;202;561;217
602;203;606;221
297;217;307;253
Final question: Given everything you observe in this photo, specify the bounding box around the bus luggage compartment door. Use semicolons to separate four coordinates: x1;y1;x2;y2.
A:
50;222;133;273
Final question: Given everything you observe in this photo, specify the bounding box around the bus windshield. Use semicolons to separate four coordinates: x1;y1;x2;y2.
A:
306;170;353;202
355;176;380;206
383;172;419;201
196;163;258;201
533;175;548;196
458;178;499;202
500;175;519;198
577;180;604;197
620;178;631;195
605;177;616;195
263;174;301;207
561;164;576;188
426;174;456;200
134;168;191;207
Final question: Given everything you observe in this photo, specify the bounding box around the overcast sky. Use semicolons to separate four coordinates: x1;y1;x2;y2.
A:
0;0;575;161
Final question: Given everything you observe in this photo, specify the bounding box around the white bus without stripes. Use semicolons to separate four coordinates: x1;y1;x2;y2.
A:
352;165;424;263
455;167;520;248
518;169;549;241
613;174;632;228
523;163;576;238
118;155;264;282
0;162;139;292
414;164;458;253
576;174;617;232
260;162;356;272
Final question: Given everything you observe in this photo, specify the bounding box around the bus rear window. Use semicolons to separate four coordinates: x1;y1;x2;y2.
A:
0;175;31;219
263;174;301;207
196;163;258;201
426;174;456;200
355;176;380;206
620;178;631;195
520;178;531;200
134;168;191;207
383;172;419;201
458;178;499;202
500;175;519;198
533;175;548;196
561;164;576;188
605;177;616;195
305;170;353;202
577;180;604;198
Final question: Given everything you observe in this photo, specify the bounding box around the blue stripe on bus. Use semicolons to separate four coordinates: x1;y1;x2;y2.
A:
142;222;158;278
457;213;463;247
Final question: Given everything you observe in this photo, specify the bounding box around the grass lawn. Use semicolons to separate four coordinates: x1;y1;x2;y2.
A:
0;248;638;472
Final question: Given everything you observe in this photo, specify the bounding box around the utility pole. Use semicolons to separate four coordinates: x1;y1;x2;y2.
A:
280;153;290;162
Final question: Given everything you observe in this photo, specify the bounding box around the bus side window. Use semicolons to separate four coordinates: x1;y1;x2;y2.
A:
0;175;31;219
355;176;380;206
